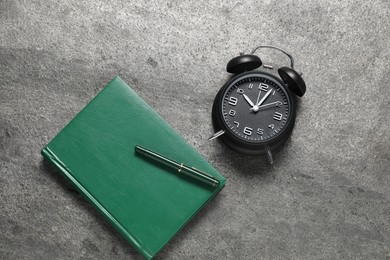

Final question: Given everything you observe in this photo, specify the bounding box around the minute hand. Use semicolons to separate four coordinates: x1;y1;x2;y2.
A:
256;89;272;106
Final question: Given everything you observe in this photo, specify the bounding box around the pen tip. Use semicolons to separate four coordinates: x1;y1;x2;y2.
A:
135;145;142;152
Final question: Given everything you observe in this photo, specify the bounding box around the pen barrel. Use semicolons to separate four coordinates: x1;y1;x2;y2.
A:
180;165;220;188
135;145;181;169
135;145;219;188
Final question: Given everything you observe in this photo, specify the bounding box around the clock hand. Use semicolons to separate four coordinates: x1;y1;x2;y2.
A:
255;89;262;107
243;94;255;108
249;90;263;113
258;101;282;110
256;89;272;107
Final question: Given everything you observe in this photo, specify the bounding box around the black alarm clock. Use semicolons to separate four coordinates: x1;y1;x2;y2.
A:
210;45;306;163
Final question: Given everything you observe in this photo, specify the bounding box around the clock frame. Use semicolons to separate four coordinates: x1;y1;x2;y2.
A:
212;70;296;155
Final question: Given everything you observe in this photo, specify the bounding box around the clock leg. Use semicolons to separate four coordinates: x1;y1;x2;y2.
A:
208;130;226;140
265;145;274;164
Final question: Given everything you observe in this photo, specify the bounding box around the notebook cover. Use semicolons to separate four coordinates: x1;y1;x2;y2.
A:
41;76;225;259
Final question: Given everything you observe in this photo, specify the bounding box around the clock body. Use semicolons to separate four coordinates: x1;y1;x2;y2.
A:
212;70;296;155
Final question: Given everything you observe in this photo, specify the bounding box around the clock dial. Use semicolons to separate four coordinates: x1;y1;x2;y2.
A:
221;74;292;143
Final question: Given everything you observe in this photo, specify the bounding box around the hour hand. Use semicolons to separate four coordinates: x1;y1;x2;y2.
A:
243;94;255;108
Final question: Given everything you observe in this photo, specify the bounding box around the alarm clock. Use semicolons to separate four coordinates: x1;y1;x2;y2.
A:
210;45;306;163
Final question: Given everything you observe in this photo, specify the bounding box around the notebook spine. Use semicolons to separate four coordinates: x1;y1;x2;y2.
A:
41;147;154;260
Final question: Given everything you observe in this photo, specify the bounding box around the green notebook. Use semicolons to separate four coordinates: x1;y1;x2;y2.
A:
41;76;225;259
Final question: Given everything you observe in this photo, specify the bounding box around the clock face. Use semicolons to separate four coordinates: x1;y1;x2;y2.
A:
220;73;293;143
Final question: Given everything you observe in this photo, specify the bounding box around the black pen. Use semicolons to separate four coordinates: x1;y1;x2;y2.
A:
135;145;220;188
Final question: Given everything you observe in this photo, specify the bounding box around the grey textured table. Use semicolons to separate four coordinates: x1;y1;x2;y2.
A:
1;1;389;259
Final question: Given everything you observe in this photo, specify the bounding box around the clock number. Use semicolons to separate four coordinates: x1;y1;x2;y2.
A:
248;83;254;89
273;112;283;121
259;83;269;91
228;96;238;106
243;127;253;136
276;101;282;108
256;128;264;135
233;121;239;128
237;88;244;94
229;109;236;117
268;124;274;129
